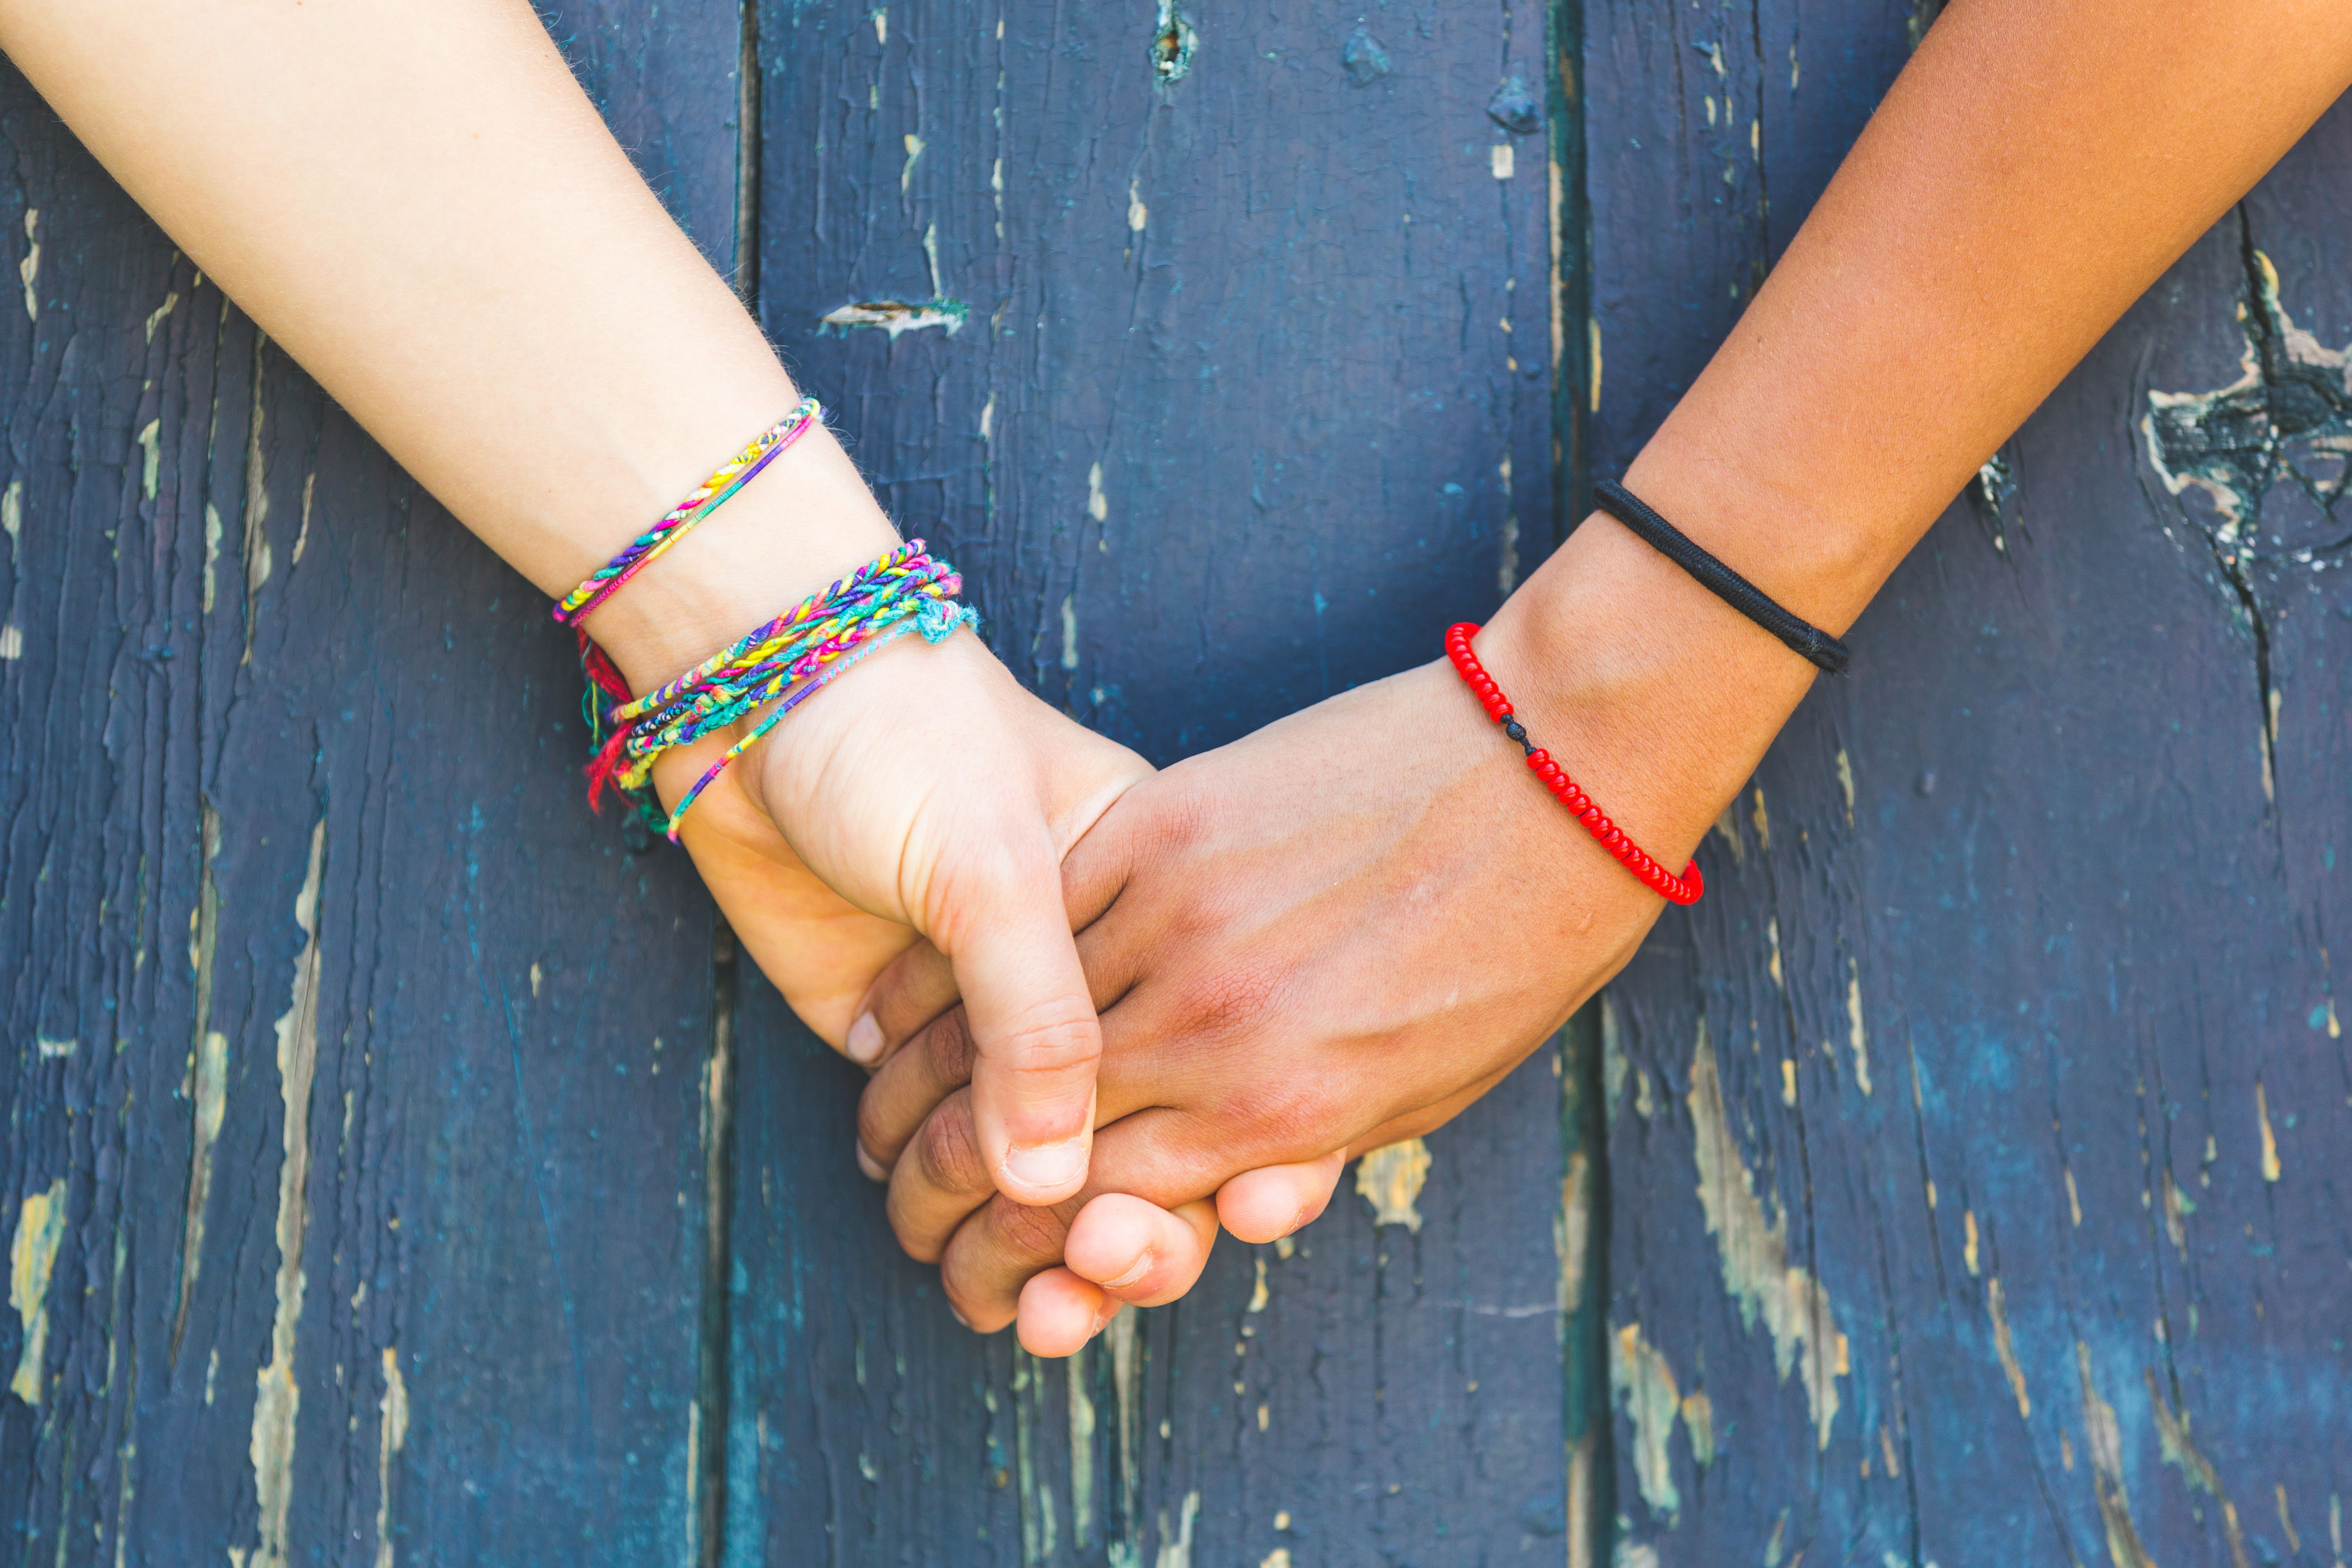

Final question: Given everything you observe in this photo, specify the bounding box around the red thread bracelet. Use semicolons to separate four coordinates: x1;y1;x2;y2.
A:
1446;622;1703;906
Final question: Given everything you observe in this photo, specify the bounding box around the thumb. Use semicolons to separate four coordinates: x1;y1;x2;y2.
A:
948;860;1100;1206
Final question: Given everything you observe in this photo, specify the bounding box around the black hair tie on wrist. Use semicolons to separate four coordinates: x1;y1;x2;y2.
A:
1592;479;1852;675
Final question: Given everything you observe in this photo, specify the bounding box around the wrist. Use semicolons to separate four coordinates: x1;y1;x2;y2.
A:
577;425;902;694
1475;512;1817;865
1619;414;1919;637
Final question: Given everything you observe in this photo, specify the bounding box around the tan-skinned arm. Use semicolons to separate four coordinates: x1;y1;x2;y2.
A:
841;0;2352;1351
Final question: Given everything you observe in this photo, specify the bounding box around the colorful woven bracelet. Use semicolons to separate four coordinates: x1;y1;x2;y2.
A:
553;397;825;627
582;539;978;840
1446;622;1703;905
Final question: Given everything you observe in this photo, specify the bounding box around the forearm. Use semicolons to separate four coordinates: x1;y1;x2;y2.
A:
1495;0;2352;853
0;0;887;688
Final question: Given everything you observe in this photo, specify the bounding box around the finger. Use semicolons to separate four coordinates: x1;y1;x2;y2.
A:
1015;1270;1120;1359
843;937;957;1069
1063;1196;1221;1307
884;1086;1037;1265
951;855;1103;1206
858;1004;979;1174
940;1107;1272;1326
859;880;1159;1178
847;784;1142;1074
1215;1153;1345;1244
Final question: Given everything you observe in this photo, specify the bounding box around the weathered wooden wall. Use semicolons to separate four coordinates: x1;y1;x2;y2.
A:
7;0;2344;1564
725;1;1577;1562
1594;3;2352;1564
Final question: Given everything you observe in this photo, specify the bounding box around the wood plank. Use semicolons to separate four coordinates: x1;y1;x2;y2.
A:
1591;6;2352;1562
726;0;1577;1559
0;8;743;1561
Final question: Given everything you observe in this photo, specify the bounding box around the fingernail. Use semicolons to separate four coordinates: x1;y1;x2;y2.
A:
856;1143;886;1182
845;1012;884;1065
1088;1299;1119;1338
1001;1136;1087;1194
1101;1250;1154;1292
948;1302;972;1330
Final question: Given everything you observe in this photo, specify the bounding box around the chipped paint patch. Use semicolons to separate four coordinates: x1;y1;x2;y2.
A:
203;503;223;614
175;798;224;1360
1127;179;1148;233
175;1030;228;1334
2146;1373;2254;1568
9;1179;66;1403
374;1348;408;1568
1687;1022;1847;1448
1986;1278;2029;1419
2;479;19;556
1710;803;1743;861
1846;962;1871;1095
1558;1149;1590;1315
18;209;36;321
1613;1324;1682;1519
146;289;178;343
250;820;327;1568
1149;1;1196;82
2144;249;2352;563
1087;461;1109;523
2257;1081;2282;1181
1963;1209;1980;1275
901;132;924;192
1340;27;1391;86
138;421;161;501
1356;1138;1430;1231
1680;1388;1716;1468
1155;1490;1200;1567
2078;1345;2159;1568
1060;595;1080;670
1068;1341;1098;1546
1249;1254;1269;1313
244;341;274;626
1105;1308;1143;1560
820;298;968;338
34;1036;74;1058
1490;144;1515;180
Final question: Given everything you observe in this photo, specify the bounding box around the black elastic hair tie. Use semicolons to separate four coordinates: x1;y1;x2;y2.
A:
1592;479;1851;675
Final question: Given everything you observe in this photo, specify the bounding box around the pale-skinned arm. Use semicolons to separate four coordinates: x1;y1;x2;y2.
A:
0;0;1149;1205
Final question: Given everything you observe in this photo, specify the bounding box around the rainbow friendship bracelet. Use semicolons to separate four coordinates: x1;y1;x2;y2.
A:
582;539;978;839
553;396;824;626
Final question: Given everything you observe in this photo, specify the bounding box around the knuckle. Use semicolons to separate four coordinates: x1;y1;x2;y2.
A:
941;1274;1014;1334
855;1085;902;1165
886;1201;946;1265
924;1008;980;1085
1168;954;1286;1042
1225;1078;1337;1161
989;1193;1078;1267
985;1007;1102;1080
914;1105;992;1198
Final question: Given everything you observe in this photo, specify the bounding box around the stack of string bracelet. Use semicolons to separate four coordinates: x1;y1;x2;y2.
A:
553;399;978;841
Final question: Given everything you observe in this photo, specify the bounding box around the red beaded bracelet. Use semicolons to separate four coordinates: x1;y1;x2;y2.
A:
1446;622;1704;905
